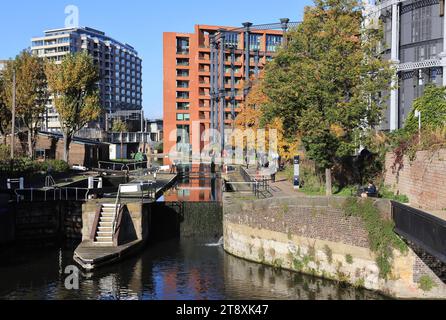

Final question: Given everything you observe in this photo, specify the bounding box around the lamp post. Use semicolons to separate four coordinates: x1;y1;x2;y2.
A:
415;109;421;143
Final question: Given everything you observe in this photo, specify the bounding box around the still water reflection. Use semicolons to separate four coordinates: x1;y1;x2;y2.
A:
0;239;384;300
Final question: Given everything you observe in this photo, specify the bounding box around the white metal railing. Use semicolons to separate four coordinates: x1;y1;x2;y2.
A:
7;178;24;190
112;181;157;233
98;161;152;172
45;175;56;188
13;187;91;203
98;161;126;171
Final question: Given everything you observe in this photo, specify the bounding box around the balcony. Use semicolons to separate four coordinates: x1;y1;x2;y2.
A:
107;132;152;144
176;47;190;55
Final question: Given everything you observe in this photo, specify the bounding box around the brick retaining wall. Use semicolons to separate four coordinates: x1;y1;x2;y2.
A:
384;149;446;211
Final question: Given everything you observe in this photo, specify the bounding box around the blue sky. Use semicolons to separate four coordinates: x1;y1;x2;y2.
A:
0;0;312;118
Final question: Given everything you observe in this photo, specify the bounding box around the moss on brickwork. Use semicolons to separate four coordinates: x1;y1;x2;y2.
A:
343;197;408;279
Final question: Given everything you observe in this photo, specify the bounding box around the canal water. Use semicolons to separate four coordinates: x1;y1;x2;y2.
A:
0;165;385;300
0;238;384;300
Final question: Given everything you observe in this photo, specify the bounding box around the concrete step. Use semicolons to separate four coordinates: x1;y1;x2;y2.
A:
102;204;119;208
96;236;113;241
102;207;117;212
97;231;113;236
93;242;114;247
101;213;115;217
99;222;113;227
98;226;113;231
100;217;114;222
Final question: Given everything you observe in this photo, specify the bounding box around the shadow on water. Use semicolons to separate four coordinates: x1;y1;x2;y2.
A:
0;165;386;300
0;237;386;300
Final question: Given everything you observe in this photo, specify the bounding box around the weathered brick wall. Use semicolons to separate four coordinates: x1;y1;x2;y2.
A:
223;194;446;298
384;149;446;211
225;198;370;248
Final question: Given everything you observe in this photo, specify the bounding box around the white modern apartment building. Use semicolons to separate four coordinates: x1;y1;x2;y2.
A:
31;27;143;133
365;0;446;131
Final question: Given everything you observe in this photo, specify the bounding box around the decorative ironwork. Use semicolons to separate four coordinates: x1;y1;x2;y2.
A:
401;0;439;14
397;58;445;71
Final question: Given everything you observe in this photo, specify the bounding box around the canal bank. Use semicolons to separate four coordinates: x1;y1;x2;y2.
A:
222;193;446;299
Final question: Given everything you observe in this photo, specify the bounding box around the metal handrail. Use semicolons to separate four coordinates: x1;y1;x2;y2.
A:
98;161;126;171
125;161;149;172
13;187;91;203
111;181;157;232
112;188;122;234
239;166;270;198
45;175;56;188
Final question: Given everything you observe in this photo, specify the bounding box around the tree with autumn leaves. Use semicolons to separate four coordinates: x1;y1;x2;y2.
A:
45;52;101;163
237;0;393;194
1;50;48;157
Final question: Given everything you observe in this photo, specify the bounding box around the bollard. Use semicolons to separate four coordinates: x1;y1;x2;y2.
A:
88;176;94;190
97;177;103;189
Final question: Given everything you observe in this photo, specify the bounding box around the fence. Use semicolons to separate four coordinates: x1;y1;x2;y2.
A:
13;187;91;203
98;161;148;172
392;202;446;263
230;166;270;198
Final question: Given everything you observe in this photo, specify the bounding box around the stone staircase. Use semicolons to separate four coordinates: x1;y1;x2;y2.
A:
94;204;120;246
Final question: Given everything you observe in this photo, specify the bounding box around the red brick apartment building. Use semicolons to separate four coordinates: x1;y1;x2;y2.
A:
163;25;284;162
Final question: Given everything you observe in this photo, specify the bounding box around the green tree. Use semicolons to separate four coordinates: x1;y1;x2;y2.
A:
405;84;446;134
261;0;393;194
112;119;128;133
1;51;48;158
112;120;128;160
45;52;101;163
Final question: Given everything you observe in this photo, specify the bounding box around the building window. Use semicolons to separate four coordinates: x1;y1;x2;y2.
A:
249;34;262;51
176;37;190;54
266;35;283;52
177;102;190;110
177;91;190;99
177;69;189;77
177;80;189;88
176;125;190;146
225;32;239;47
176;58;190;66
176;113;190;121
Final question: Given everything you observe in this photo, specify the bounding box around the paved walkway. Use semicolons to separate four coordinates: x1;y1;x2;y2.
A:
242;166;302;198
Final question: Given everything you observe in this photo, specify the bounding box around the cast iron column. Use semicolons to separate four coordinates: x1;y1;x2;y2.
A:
243;22;253;98
219;31;226;154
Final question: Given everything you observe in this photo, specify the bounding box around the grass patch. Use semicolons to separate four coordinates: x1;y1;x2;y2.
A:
380;186;409;203
345;254;354;265
323;245;333;264
418;275;437;292
343;197;408;279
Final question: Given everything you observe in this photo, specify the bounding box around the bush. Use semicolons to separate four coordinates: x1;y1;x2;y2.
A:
0;158;70;175
343;197;408;279
154;142;163;154
405;85;446;134
0;145;9;161
380;186;409;203
418;275;437;292
39;160;70;173
0;158;41;178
